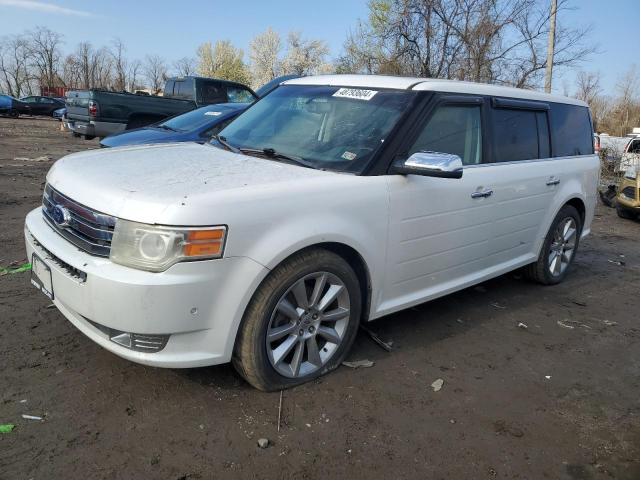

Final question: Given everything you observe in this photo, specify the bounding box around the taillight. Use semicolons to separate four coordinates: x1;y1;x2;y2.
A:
594;136;600;154
88;100;98;117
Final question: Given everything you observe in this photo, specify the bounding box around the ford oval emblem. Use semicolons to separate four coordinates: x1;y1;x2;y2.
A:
52;204;71;228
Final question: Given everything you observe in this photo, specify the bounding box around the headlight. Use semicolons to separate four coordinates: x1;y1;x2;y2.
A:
110;220;227;272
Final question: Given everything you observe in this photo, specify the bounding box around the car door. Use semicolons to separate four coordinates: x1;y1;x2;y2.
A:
379;96;498;315
475;99;557;268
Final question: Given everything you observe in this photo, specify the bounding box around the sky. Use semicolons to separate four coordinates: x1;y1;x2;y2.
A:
0;0;636;95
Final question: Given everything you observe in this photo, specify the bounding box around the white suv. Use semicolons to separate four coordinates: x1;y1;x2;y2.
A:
25;75;598;390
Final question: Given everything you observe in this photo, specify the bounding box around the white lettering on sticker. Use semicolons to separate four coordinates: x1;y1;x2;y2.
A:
341;151;357;161
333;88;377;101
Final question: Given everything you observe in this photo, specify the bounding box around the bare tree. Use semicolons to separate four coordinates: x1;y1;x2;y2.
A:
26;26;64;90
173;56;196;77
127;59;142;92
282;32;329;76
0;34;34;96
338;0;596;89
110;38;128;91
575;71;601;104
143;54;168;94
249;27;282;87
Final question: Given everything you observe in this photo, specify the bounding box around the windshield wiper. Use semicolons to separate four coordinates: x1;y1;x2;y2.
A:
157;124;177;132
212;134;241;153
239;147;317;169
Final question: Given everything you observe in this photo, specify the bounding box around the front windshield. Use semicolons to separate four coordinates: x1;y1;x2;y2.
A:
216;85;415;172
159;105;239;132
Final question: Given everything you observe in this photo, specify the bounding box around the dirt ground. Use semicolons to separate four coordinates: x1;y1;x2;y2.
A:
1;117;639;480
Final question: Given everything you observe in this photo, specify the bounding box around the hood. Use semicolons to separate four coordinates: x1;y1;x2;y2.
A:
46;142;336;225
100;127;197;147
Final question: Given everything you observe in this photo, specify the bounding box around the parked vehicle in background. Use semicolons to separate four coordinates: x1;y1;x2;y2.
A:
20;96;65;116
0;94;31;117
100;103;248;148
619;135;640;173
66;76;257;140
52;107;66;120
615;166;640;219
254;75;301;98
25;75;598;391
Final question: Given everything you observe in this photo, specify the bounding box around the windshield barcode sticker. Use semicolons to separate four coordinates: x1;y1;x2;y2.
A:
333;88;378;101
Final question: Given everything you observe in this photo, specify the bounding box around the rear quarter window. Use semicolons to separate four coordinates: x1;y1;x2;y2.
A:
550;103;593;157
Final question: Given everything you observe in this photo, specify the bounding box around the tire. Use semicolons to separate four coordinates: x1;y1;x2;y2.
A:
232;248;362;391
616;203;637;220
8;109;18;118
524;205;582;285
84;135;96;140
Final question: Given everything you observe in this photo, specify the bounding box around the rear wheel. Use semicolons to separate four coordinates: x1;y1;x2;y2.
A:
616;203;637;220
525;205;582;285
233;249;361;391
8;109;18;118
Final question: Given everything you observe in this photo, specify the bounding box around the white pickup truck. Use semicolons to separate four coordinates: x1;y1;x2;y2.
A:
25;75;598;390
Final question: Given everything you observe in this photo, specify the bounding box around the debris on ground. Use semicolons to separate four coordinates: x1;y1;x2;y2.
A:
342;359;374;369
21;414;43;421
431;378;444;392
603;320;618;326
277;390;283;433
599;185;617;208
14;155;51;162
490;302;506;309
517;322;528;329
0;262;31;276
608;259;626;266
545;376;551;380
557;321;575;329
0;424;16;433
257;438;270;449
360;325;393;351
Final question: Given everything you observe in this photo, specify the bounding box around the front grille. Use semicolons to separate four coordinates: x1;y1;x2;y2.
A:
621;186;637;200
42;184;116;257
30;233;87;282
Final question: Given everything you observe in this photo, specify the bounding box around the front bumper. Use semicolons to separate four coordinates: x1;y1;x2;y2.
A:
25;208;268;368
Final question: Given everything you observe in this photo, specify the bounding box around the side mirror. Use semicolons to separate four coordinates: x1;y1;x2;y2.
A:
391;151;463;179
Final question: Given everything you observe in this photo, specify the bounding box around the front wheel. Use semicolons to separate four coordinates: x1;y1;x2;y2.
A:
525;205;582;285
233;249;361;391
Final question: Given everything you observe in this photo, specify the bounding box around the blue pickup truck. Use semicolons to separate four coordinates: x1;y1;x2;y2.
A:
66;76;257;140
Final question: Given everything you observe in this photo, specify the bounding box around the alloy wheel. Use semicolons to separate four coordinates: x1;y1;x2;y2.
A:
266;271;351;378
548;217;577;277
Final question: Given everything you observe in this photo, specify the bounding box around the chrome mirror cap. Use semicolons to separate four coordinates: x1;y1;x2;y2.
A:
392;151;464;178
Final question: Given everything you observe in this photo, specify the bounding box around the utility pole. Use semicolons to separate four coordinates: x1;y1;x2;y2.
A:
544;0;558;93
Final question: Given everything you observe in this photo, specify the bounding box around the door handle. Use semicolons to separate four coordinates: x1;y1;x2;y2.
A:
471;189;493;199
546;177;560;186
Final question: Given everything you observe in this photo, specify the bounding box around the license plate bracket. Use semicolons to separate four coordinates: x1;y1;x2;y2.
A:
30;253;54;300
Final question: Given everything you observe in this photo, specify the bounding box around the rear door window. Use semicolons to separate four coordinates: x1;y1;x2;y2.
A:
408;105;482;165
492;108;539;162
